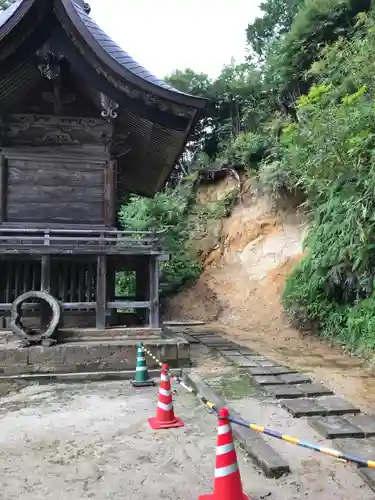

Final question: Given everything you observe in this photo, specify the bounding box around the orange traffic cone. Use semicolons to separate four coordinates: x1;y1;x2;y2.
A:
199;407;249;500
148;363;184;429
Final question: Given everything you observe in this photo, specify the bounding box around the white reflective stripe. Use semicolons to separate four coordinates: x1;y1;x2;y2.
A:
136;366;147;371
214;462;238;478
159;388;171;397
161;374;169;381
216;443;234;455
137;357;146;362
180;382;193;392
157;401;173;411
218;424;230;435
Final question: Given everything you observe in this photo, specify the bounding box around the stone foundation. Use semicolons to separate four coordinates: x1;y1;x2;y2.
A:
0;327;163;345
0;338;190;375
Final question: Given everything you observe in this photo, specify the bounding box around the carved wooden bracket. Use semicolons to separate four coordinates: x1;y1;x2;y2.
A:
37;50;64;81
100;93;119;121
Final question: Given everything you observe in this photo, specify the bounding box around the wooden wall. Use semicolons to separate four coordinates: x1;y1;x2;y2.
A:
6;153;104;224
51;259;97;303
0;114;115;227
0;259;41;303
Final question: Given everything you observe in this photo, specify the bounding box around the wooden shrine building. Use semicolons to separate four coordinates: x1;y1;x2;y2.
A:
0;0;206;335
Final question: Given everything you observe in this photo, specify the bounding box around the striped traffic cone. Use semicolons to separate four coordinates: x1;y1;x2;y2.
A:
131;343;155;387
148;363;184;429
199;407;249;500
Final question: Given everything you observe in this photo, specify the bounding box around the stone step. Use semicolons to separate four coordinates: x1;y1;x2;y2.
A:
309;414;375;439
253;373;312;386
265;382;334;399
0;367;183;382
245;366;298;376
0;338;191;375
280;396;361;418
335;438;375;492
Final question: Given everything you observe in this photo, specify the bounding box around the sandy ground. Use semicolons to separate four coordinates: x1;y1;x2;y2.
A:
0;376;373;499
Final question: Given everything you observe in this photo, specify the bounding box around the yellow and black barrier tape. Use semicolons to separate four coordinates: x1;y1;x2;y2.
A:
141;344;218;413
141;344;375;469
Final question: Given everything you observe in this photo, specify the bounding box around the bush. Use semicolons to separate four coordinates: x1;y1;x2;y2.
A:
281;7;375;352
346;297;375;351
220;132;276;169
258;160;295;201
118;186;202;295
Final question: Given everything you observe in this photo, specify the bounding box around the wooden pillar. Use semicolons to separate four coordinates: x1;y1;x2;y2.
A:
136;258;149;325
0;155;8;223
40;255;51;329
107;258;116;326
103;160;117;227
41;256;51;292
149;256;159;328
96;255;107;330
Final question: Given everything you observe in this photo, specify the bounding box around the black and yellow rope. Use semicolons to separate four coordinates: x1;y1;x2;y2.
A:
141;343;218;413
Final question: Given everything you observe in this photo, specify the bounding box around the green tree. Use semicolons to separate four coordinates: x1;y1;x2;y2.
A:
246;0;305;59
264;0;372;103
166;62;267;161
0;0;14;9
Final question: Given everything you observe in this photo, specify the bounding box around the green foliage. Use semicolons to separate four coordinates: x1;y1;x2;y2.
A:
118;186;202;295
246;0;305;59
117;182;240;297
346;297;375;350
263;0;372;100
281;5;375;352
165;62;267;161
258;160;295;200
210;188;240;219
219;132;276;170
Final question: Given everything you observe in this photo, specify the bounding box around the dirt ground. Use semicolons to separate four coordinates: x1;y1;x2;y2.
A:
0;379;373;500
166;256;375;412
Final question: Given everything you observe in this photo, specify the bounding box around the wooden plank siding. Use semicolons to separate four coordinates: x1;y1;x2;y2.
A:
6;156;105;224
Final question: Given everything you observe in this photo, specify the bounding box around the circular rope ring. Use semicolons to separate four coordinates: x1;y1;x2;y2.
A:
9;291;61;343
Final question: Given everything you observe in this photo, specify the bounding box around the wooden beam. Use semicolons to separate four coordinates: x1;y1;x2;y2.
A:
108;301;150;309
0;155;8;223
0;301;151;311
103;160;117;226
41;255;51;292
96;255;107;329
149;256;159;328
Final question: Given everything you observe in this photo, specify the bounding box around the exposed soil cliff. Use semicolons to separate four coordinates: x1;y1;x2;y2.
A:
166;173;306;333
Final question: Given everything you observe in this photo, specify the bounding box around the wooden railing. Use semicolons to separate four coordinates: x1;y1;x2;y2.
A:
0;227;165;254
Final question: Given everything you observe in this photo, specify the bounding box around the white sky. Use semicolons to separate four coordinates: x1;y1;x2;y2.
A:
88;0;262;80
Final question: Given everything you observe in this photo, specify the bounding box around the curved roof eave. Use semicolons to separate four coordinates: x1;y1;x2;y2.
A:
57;0;207;111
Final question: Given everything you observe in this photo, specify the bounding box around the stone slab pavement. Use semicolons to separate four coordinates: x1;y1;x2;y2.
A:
0;380;372;500
230;396;374;499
